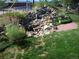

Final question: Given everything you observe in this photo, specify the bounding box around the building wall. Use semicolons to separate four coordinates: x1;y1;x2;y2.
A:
8;3;32;7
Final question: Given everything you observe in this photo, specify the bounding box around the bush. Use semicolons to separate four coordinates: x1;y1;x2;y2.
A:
5;24;26;42
55;16;72;24
60;18;72;24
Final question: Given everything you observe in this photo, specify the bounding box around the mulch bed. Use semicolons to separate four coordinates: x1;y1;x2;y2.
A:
56;22;78;32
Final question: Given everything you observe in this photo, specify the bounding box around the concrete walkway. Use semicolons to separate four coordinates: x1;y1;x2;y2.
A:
0;11;8;15
0;11;4;15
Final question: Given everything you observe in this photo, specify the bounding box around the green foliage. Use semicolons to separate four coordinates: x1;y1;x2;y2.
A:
0;35;8;42
58;0;72;7
3;12;27;20
22;28;79;59
4;12;26;20
60;18;72;24
34;0;57;7
16;53;22;59
68;14;79;22
55;16;72;24
0;41;12;52
0;0;7;8
5;24;26;41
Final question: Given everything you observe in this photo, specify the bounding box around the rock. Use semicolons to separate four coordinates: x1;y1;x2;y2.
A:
26;32;32;37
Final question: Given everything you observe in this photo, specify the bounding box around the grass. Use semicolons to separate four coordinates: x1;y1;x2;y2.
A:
68;14;79;22
20;13;79;59
21;29;79;59
0;11;79;59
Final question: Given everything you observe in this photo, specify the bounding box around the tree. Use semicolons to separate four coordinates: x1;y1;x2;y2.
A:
0;0;7;8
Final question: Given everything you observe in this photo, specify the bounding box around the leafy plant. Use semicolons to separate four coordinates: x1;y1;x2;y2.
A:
5;24;26;42
60;18;72;24
55;16;72;25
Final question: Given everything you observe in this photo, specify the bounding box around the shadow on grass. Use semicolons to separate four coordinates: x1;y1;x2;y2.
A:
0;41;13;52
14;36;36;49
0;36;36;52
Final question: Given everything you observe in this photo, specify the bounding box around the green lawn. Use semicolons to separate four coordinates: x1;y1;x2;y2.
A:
0;13;79;59
21;14;79;59
23;29;79;59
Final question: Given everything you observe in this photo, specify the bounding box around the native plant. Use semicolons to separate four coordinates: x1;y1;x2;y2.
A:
5;24;26;42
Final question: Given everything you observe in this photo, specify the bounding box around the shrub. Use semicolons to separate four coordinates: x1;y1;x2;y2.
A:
5;24;26;42
60;18;72;24
55;16;72;25
59;16;72;24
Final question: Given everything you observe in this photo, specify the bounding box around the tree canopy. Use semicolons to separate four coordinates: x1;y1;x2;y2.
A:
0;0;7;8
